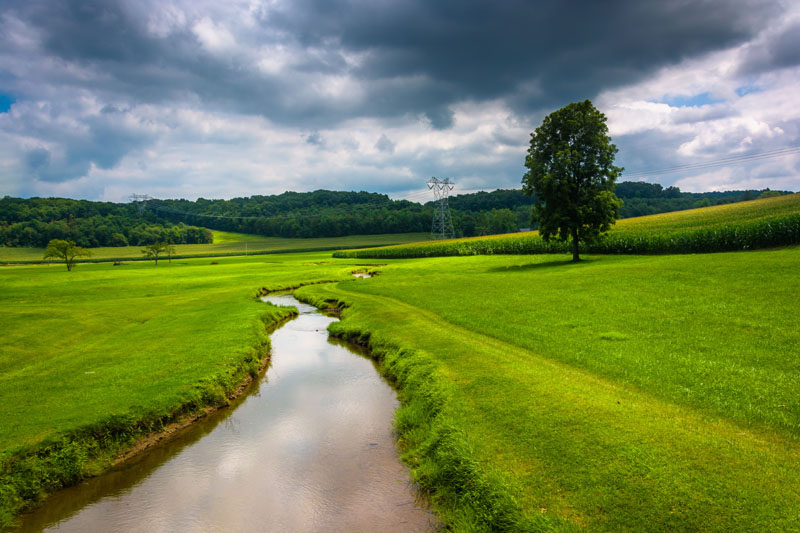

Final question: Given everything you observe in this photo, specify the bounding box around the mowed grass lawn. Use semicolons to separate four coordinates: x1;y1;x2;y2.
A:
0;254;361;453
0;231;428;263
300;247;800;530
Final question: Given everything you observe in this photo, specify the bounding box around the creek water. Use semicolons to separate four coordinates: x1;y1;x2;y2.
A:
16;294;437;532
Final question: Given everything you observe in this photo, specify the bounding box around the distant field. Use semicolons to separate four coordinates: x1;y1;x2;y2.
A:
336;193;800;258
612;191;800;235
0;232;428;263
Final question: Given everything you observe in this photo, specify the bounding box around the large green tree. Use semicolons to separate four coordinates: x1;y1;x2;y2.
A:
43;239;91;271
522;100;623;261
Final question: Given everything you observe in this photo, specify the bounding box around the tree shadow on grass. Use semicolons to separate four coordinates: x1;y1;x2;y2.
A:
486;257;599;273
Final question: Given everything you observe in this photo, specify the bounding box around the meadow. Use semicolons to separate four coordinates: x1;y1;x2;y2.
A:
2;198;800;531
298;248;800;530
0;231;428;263
335;192;800;258
0;255;366;525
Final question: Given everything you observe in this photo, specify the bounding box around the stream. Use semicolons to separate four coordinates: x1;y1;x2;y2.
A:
16;294;437;532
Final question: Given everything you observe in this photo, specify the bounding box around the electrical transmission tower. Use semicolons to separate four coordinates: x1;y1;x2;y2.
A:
129;194;153;214
427;177;455;240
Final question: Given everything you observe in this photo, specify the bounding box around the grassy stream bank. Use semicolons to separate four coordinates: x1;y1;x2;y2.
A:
0;255;360;528
3;239;799;530
297;249;800;531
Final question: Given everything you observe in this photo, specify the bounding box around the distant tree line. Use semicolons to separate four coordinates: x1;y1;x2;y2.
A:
613;182;786;217
148;191;431;238
0;197;212;247
1;184;791;247
445;184;789;236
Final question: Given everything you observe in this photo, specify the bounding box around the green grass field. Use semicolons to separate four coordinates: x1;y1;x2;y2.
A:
2;198;800;530
298;248;800;530
0;254;370;525
0;231;428;263
0;255;363;451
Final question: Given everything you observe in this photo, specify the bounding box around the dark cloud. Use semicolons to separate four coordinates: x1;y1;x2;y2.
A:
424;107;454;130
305;131;323;145
374;134;395;153
770;23;800;69
739;21;800;74
27;0;157;64
1;0;783;128
672;105;739;125
268;0;781;117
9;102;152;183
25;147;51;170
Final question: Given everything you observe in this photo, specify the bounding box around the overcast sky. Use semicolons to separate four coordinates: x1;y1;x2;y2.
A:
1;0;799;202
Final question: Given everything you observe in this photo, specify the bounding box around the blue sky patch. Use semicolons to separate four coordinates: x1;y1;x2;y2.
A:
735;85;762;97
0;93;15;113
661;92;724;107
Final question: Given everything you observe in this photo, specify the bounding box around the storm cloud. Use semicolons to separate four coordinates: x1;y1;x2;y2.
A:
0;0;798;199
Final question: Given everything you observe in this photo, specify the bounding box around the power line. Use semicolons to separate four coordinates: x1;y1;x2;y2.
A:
129;194;153;214
427;177;455;240
402;190;433;200
624;145;800;178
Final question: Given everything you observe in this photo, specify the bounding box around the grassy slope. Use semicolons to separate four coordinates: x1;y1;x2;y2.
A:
611;191;800;235
0;254;364;451
0;231;428;262
0;254;370;525
299;249;800;531
336;193;800;257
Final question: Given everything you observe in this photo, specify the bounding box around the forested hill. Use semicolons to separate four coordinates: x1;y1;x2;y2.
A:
148;191;430;238
0;197;212;248
613;182;788;217
445;183;790;218
0;183;791;247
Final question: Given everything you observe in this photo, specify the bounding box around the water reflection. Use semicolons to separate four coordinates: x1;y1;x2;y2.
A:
17;295;437;532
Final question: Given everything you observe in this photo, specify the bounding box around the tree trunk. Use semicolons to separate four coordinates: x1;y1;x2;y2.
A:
571;228;580;262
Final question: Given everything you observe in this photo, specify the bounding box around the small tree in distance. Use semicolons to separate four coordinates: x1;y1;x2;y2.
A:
522;100;623;262
43;239;91;271
165;242;176;263
142;242;168;265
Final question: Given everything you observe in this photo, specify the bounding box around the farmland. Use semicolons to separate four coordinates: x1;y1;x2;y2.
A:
2;199;800;530
0;231;428;263
335;192;800;258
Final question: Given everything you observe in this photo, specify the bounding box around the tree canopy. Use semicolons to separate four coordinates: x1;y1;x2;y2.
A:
522;100;623;261
43;239;91;271
142;242;169;265
0;197;212;248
